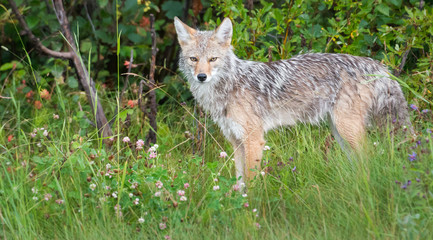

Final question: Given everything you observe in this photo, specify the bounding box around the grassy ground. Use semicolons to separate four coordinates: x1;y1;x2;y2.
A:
1;84;432;240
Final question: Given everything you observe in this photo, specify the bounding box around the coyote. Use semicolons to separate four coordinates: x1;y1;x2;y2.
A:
174;17;411;183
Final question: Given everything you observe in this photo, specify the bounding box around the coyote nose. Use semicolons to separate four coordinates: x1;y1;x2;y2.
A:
197;73;207;82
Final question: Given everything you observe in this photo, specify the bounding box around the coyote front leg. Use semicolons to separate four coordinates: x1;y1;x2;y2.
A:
243;127;265;182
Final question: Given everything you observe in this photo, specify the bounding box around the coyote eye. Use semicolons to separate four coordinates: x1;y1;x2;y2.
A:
190;57;198;62
209;57;218;62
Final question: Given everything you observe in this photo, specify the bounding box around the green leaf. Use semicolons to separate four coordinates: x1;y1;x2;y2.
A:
67;76;79;89
99;0;108;8
161;1;183;19
376;4;390;16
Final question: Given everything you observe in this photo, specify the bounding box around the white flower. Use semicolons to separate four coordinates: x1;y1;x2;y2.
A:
53;114;59;119
180;196;187;201
89;183;96;191
138;217;145;223
153;144;159;149
213;185;220;191
106;163;112;169
122;137;130;143
36;142;42;148
155;180;163;189
136;139;145;150
219;151;228;158
213;178;218;182
32;196;38;201
242;193;248;198
129;193;134;198
112;192;118;198
263;145;271;151
32;187;38;194
260;171;265;176
43;130;48;137
253;208;257;213
177;190;185;196
154;191;161;197
133;198;139;205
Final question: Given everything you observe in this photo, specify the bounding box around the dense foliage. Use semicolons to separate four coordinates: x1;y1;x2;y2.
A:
0;0;432;239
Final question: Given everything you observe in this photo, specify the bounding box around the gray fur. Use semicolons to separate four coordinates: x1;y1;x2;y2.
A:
175;17;411;150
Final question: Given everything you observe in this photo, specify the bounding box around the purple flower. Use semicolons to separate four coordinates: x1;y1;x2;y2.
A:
416;178;420;182
410;104;418;110
292;166;296;172
427;129;432;134
401;184;407;189
408;152;417;161
407;180;412;186
421;109;429;113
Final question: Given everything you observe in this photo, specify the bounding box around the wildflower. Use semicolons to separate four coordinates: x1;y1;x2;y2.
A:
373;142;378;146
409;104;418;110
184;183;190;189
40;89;51;100
408;152;417;161
292;166;297;172
219;151;228;158
260;171;265;176
159;222;167;230
131;182;139;189
240;182;246;188
263;145;271;151
154;191;161;197
177;190;185;196
136;139;145;150
164;235;171;240
180;196;187;201
89;183;96;191
213;178;218;182
233;184;240;191
43;130;48;137
7;135;13;142
422;109;429;114
129;193;134;198
36;142;42;148
138;217;145;223
253;208;257;213
242;193;248;198
53;114;59;119
427;129;432;134
149;151;157;159
133;198;140;205
105;186;111;190
155;180;163;189
44;193;52;201
213;185;220;191
122;137;130;143
255;223;261;229
30;132;36;138
401;184;407;189
34;100;43;109
112;192;118;198
33;196;38;201
244;202;249;208
416;178;420;182
154;144;159;149
106;163;112;169
55;199;64;204
32;187;38;194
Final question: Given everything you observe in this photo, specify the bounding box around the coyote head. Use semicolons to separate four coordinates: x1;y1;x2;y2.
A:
174;17;233;83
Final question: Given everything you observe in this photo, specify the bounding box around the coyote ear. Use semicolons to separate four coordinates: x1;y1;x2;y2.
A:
174;17;197;46
214;18;233;46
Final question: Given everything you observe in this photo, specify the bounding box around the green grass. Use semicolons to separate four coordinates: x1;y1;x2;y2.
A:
1;89;432;240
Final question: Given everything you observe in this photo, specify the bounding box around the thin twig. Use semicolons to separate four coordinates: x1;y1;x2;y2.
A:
8;0;73;59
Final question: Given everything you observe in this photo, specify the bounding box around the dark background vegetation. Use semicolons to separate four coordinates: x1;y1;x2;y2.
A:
1;0;432;125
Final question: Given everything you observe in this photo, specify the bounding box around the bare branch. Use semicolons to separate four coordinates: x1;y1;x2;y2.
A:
8;0;73;59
